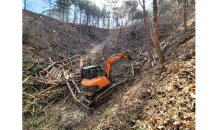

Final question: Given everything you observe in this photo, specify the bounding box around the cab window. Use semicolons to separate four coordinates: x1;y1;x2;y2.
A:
88;68;97;79
96;67;102;75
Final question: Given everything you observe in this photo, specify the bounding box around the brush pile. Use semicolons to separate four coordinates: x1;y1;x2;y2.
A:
22;53;84;119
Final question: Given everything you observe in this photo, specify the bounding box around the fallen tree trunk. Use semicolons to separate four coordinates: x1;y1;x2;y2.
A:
66;80;77;103
30;79;58;86
71;80;81;93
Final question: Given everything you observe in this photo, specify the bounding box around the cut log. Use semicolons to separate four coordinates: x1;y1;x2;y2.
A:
64;68;70;79
71;80;81;93
31;79;58;86
80;59;83;67
65;80;77;103
44;62;57;72
52;67;60;79
29;76;49;82
45;67;56;79
59;58;70;63
56;70;63;79
62;68;66;79
54;64;63;67
49;67;58;79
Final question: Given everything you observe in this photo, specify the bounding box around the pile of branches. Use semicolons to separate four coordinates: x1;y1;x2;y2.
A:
22;54;83;118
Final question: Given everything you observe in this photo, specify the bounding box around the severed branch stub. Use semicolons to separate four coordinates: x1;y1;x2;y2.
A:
131;64;134;76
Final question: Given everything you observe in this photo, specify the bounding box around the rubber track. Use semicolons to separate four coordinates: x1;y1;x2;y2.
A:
94;83;117;103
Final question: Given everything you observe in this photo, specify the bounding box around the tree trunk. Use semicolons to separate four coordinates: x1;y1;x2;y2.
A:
59;10;60;20
153;0;164;67
145;23;153;61
24;0;27;10
184;0;187;32
49;0;51;16
86;13;89;41
140;0;153;61
80;10;82;38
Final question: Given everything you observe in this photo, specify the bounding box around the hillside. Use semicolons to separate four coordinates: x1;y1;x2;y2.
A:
22;9;110;60
22;5;195;130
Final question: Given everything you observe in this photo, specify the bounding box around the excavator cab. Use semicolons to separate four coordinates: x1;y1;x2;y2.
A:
81;65;104;79
80;65;110;97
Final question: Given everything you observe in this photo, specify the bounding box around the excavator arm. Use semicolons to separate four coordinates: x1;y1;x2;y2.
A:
105;53;132;78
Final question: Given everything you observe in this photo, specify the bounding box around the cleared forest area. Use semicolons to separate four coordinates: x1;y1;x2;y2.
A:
21;0;196;129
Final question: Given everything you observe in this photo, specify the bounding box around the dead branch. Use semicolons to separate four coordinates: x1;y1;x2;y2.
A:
43;99;56;111
136;58;148;66
146;108;156;120
22;76;30;84
23;92;35;99
121;64;130;68
131;64;134;76
116;78;127;86
38;85;57;95
28;10;52;23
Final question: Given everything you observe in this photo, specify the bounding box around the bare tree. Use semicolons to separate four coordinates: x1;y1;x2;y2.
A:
138;0;164;67
138;0;153;61
153;0;164;67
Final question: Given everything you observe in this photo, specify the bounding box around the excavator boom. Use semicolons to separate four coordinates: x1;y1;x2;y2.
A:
105;53;132;78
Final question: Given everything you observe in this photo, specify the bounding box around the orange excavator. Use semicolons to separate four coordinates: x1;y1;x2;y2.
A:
77;53;133;114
